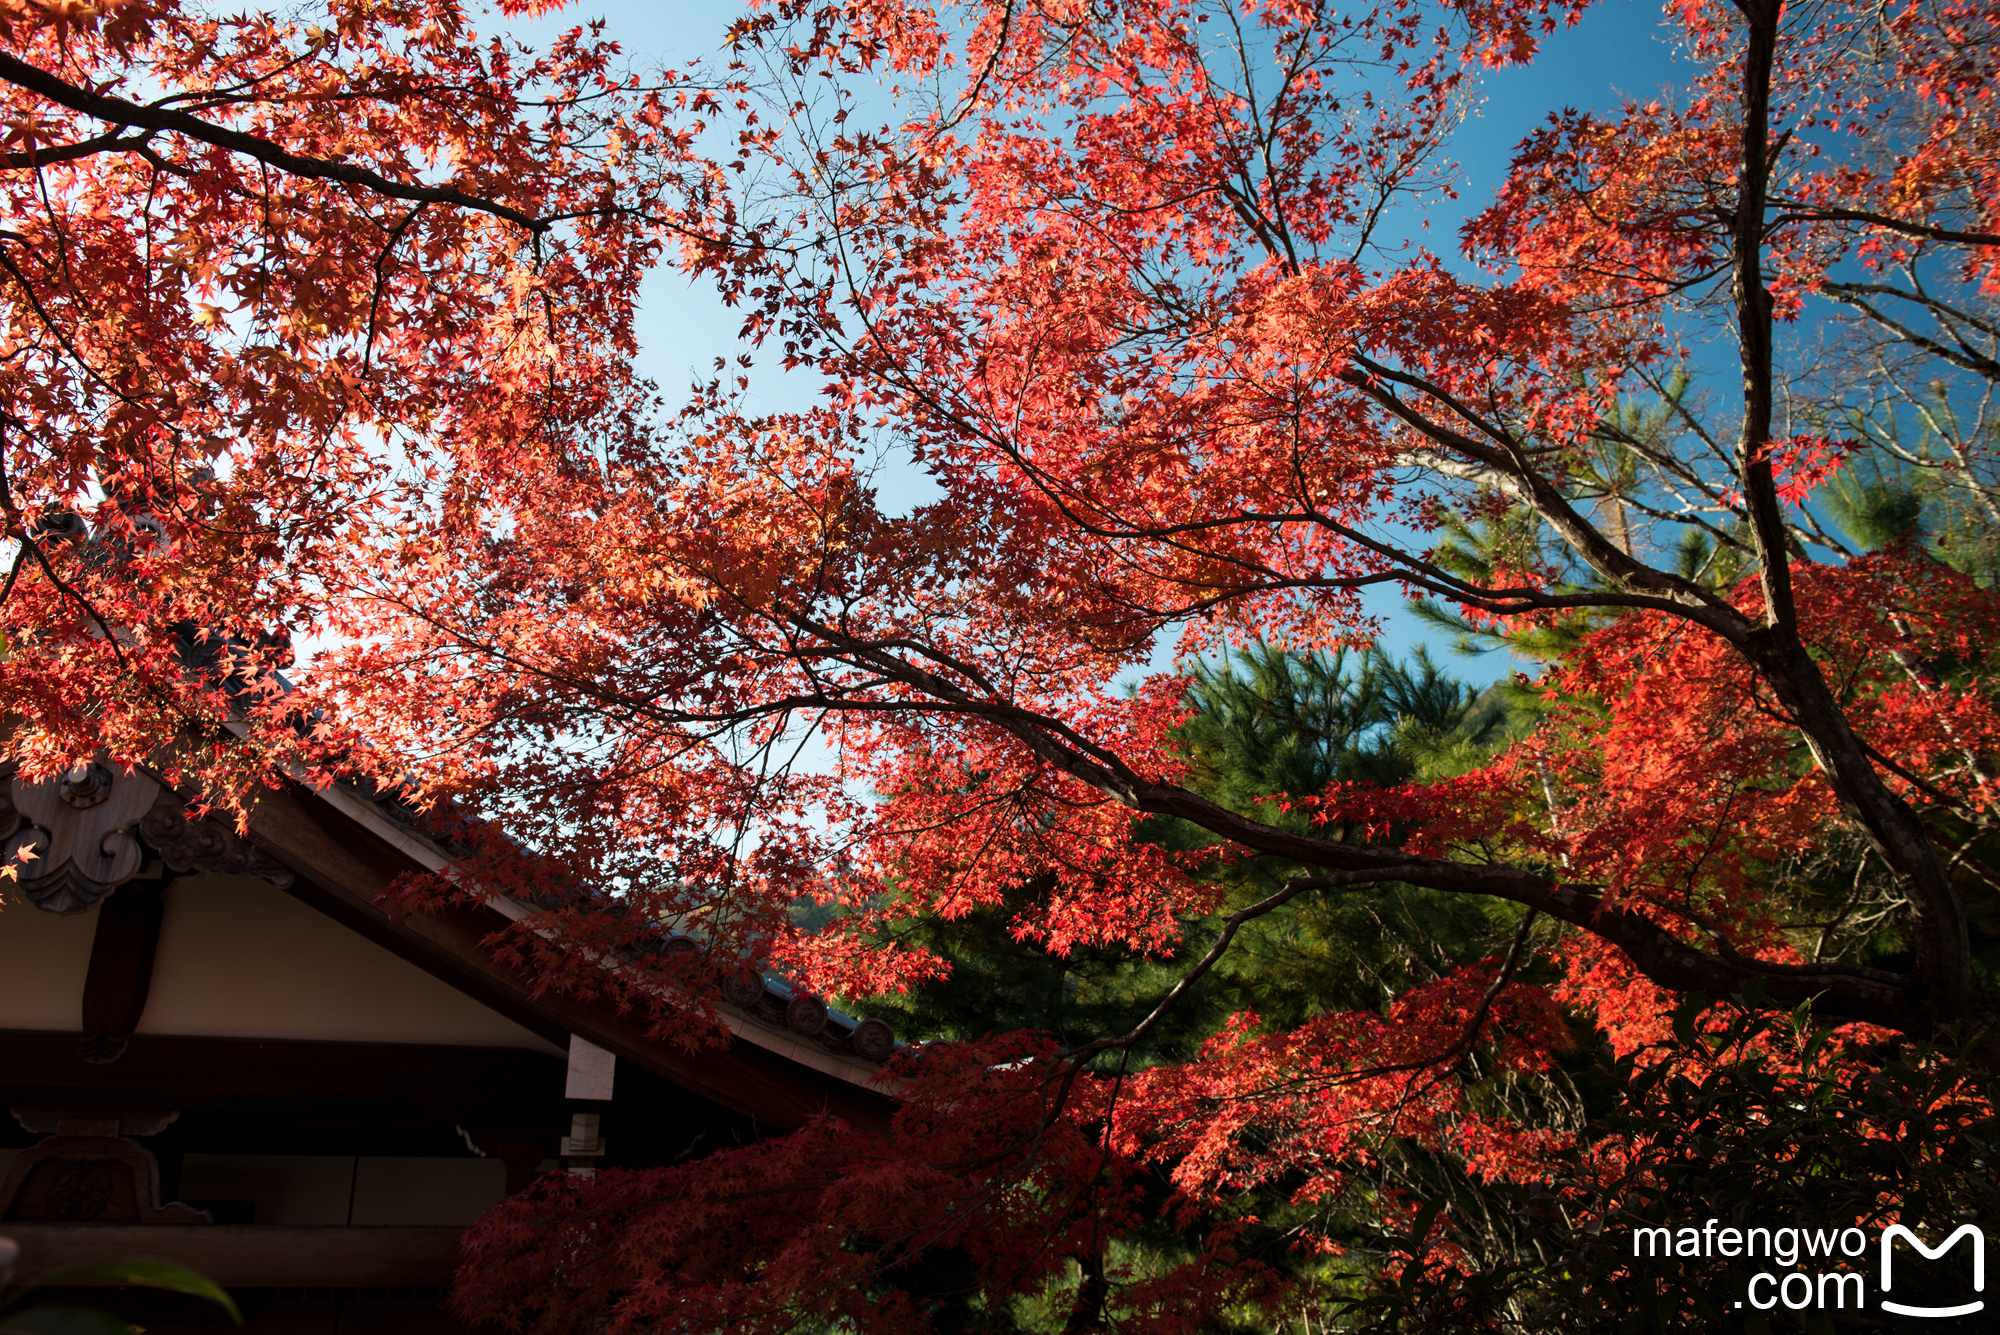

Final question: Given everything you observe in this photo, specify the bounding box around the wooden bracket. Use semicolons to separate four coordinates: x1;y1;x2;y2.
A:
75;876;170;1064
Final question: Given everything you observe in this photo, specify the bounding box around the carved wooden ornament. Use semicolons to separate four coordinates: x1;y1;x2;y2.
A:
0;1117;209;1225
2;763;164;914
1;760;297;914
139;801;295;888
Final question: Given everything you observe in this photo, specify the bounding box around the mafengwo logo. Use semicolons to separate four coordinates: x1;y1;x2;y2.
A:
1881;1225;1984;1319
1631;1220;1985;1317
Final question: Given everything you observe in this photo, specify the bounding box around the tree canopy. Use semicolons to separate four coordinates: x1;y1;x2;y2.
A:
6;0;2000;1327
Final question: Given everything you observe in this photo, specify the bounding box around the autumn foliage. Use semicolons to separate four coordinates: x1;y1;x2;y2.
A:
0;0;710;798
6;0;2000;1326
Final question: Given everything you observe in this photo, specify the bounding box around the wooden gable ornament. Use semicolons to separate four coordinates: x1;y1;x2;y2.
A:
0;762;294;916
1;759;302;1064
0;1110;206;1225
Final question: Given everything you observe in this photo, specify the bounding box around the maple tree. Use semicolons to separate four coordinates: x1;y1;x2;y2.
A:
10;0;2000;1327
1328;995;2000;1332
429;0;2000;1320
424;0;2000;1317
0;0;713;800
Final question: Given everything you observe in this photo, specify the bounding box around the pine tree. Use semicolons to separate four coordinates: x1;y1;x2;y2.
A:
857;643;1519;1052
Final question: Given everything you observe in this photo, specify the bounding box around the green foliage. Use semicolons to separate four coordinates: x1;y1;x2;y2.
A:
0;1249;241;1335
1176;643;1510;802
1828;385;2000;586
1819;448;2000;588
1820;464;1928;554
862;643;1522;1058
1407;374;1769;680
857;869;1215;1059
1161;643;1526;1028
1406;499;1596;667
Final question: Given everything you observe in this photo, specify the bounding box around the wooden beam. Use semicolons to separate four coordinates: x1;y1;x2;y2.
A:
76;877;168;1064
0;1031;566;1125
3;1223;465;1286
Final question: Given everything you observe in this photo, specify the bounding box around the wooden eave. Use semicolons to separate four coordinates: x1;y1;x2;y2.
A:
227;770;896;1137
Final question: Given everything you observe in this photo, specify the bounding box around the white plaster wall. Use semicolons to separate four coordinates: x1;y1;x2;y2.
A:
0;887;98;1029
136;874;562;1053
350;1156;509;1226
174;1154;508;1226
175;1153;357;1225
0;872;559;1053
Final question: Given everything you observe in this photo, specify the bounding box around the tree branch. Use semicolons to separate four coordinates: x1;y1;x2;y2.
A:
1773;205;2000;251
0;52;549;232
